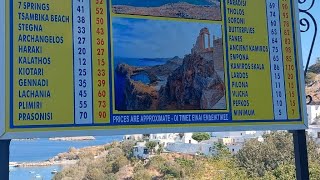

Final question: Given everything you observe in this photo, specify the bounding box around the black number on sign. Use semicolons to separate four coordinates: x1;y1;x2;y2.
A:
270;11;276;17
78;37;85;44
78;48;86;55
79;58;86;65
272;47;279;53
269;2;275;8
272;38;278;44
276;91;282;98
79;79;87;87
79;69;87;76
78;27;86;33
79;90;87;97
77;6;84;13
77;16;85;23
80;101;88;108
80;112;88;119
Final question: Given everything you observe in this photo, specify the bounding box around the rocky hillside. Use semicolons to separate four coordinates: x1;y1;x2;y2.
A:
159;53;225;110
116;52;225;110
116;57;183;111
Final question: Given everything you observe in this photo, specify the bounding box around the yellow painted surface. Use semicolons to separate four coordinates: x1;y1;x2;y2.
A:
226;0;274;120
3;0;305;135
12;0;74;126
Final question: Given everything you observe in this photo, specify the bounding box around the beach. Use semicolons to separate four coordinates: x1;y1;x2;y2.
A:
9;136;122;180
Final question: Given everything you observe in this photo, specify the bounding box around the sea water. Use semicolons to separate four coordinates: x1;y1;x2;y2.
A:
114;57;167;110
9;136;122;180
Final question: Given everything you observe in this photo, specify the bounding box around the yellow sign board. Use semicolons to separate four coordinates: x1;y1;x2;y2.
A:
0;0;307;139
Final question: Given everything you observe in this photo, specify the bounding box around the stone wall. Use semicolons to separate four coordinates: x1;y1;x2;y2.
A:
212;38;224;71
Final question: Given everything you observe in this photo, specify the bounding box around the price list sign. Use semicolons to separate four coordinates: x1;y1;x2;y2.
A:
0;0;307;138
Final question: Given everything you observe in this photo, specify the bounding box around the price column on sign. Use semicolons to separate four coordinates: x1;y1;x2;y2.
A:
280;0;299;119
73;0;94;124
266;0;288;120
92;0;110;123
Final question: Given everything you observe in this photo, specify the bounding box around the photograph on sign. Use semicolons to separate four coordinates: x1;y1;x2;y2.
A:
112;18;226;111
112;0;222;21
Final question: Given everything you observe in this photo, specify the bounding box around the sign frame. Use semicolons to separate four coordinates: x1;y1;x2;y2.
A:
0;0;308;139
0;1;6;137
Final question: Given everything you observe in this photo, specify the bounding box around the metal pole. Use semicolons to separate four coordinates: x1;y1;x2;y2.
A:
0;140;11;180
292;130;309;180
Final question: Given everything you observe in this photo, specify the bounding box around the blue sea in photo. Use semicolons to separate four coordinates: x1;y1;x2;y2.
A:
114;57;169;110
9;136;123;180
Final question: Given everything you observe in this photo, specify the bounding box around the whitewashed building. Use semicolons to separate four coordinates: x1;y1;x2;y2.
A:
133;142;150;159
307;105;320;125
179;133;198;144
166;142;214;155
123;134;143;141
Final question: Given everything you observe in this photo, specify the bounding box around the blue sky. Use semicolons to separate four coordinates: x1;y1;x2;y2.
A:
112;2;320;65
112;18;222;58
300;1;320;67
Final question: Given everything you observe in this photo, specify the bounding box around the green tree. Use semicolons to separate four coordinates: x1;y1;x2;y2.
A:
308;59;320;74
192;132;211;142
133;169;152;180
236;131;320;178
213;142;231;159
160;161;185;178
143;134;150;140
120;140;136;158
145;141;157;154
272;163;296;180
157;143;164;155
84;168;106;180
305;72;317;84
236;131;294;177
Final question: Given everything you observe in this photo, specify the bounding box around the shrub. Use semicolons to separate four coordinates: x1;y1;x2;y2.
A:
192;132;210;142
121;140;136;158
133;169;152;180
145;141;157;154
106;147;124;162
84;168;106;180
53;165;86;180
160;161;185;178
147;156;166;170
78;151;95;160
